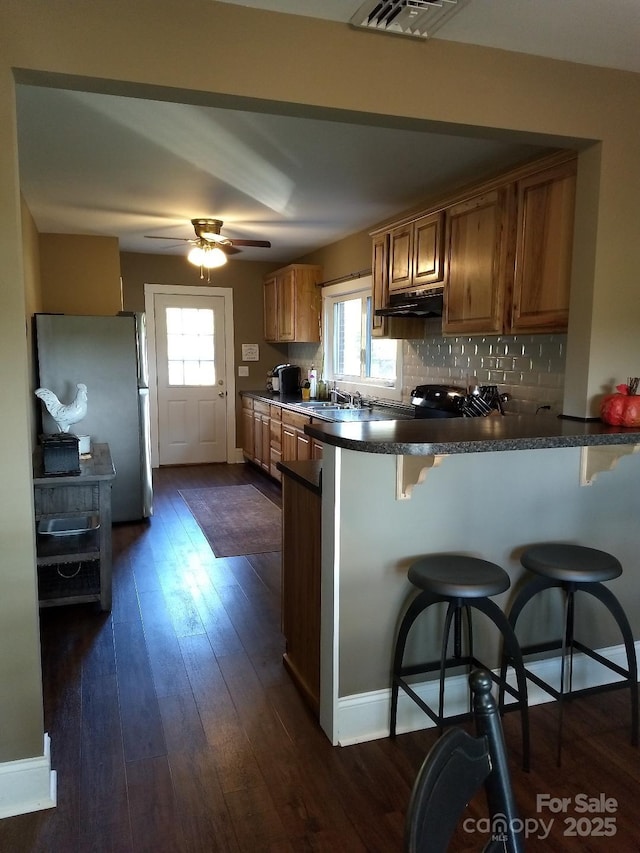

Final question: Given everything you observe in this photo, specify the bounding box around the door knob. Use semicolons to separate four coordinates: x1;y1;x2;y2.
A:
218;391;226;398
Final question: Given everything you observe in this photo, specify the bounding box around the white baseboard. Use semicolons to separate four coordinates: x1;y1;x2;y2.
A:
0;733;57;819
232;447;245;463
336;641;639;746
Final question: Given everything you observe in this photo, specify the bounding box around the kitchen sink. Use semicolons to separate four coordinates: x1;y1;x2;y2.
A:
295;401;354;410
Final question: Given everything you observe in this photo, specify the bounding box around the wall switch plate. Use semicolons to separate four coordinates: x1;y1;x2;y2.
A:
238;365;249;377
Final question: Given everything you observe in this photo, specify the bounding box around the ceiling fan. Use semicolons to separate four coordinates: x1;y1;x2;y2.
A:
145;218;271;280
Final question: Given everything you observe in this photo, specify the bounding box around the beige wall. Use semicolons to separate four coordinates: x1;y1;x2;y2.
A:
0;71;44;762
39;234;122;315
22;199;42;318
1;0;639;768
296;229;372;283
22;198;43;446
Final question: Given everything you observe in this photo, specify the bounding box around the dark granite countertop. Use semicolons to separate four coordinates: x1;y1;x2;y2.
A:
240;390;413;423
303;414;640;455
276;459;322;494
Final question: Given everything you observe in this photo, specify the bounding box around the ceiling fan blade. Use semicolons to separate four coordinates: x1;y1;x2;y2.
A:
228;239;271;248
144;235;193;243
218;244;242;255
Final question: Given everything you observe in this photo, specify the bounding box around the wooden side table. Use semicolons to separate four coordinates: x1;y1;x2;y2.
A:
33;442;115;611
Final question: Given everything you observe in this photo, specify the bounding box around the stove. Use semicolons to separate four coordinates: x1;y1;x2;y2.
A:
411;384;466;418
411;384;506;418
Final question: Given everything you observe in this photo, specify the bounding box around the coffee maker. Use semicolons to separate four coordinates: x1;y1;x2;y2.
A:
274;364;301;395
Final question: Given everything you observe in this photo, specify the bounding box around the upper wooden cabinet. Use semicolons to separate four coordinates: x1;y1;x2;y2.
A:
371;232;390;338
371;231;428;341
372;151;577;338
263;264;322;342
444;188;514;335
263;274;279;341
445;160;577;335
389;211;445;294
510;160;577;333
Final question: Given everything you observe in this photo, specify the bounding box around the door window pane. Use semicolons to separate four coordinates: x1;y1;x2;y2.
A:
165;307;216;386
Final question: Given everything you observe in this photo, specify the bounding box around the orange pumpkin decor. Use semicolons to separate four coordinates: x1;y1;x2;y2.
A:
600;379;640;427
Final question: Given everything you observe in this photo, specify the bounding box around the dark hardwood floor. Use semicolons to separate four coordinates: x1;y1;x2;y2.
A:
1;462;639;851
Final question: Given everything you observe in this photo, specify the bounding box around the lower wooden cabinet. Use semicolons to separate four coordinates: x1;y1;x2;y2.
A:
242;396;321;473
280;465;321;714
269;404;282;481
253;400;270;472
282;410;312;462
241;398;254;460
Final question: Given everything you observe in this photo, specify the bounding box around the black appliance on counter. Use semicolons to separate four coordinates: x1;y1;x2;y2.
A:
275;364;301;394
411;384;507;418
40;433;80;475
411;384;467;418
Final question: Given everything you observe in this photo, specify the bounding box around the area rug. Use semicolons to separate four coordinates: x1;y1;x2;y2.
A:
178;485;281;557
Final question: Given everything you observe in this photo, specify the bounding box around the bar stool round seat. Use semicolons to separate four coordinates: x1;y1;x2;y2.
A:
408;555;511;598
502;542;638;766
521;543;623;583
391;554;530;771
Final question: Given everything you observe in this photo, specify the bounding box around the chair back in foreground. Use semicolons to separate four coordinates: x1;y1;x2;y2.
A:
405;669;522;852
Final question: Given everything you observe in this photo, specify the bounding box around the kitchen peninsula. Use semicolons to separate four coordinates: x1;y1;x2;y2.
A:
302;415;640;747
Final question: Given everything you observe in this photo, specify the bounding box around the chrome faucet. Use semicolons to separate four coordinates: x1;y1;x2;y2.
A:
330;387;354;405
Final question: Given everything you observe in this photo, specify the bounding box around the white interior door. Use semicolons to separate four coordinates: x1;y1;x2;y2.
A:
154;292;228;465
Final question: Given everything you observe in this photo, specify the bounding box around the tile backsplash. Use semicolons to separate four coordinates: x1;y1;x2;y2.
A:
289;329;566;415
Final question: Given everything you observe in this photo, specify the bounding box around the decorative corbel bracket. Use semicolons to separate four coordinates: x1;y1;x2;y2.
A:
396;454;448;500
580;444;640;486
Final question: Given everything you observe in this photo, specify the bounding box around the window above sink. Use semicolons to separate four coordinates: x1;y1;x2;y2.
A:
322;276;402;402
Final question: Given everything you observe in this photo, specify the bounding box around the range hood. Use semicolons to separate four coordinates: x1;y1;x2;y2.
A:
375;289;444;318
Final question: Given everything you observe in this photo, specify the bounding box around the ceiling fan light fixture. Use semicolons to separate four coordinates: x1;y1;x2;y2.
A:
202;246;228;269
145;218;269;280
187;242;227;281
187;245;206;266
191;218;223;241
199;229;221;242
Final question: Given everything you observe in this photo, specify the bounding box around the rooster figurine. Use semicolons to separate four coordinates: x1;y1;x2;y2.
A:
35;383;88;433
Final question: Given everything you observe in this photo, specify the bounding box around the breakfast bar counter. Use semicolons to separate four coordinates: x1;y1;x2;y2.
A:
305;413;640;455
310;414;640;748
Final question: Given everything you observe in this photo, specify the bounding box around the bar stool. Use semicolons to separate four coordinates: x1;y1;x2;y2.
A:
390;554;530;771
502;543;638;766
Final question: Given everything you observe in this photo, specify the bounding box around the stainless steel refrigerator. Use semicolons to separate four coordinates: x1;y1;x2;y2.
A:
35;312;153;522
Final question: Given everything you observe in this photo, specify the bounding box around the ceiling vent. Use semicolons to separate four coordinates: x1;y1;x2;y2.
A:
350;0;471;40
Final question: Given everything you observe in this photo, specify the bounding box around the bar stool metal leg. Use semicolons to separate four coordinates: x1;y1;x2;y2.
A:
556;585;574;766
390;554;530;771
438;601;457;735
504;571;638;767
470;596;530;772
573;581;638;746
390;590;440;737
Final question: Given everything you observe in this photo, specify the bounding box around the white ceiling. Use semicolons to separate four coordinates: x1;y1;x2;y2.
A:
218;0;640;74
16;0;640;264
